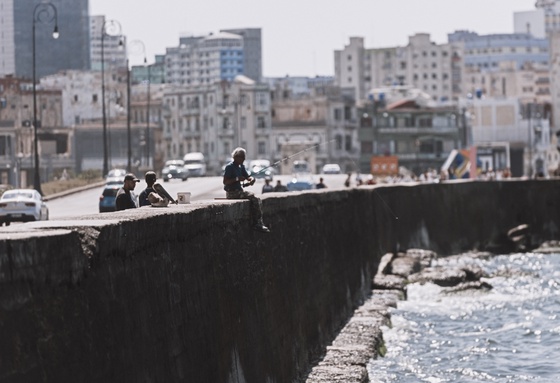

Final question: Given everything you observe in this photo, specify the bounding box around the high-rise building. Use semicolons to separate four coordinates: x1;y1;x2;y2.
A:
164;28;262;86
90;15;127;72
0;0;90;79
221;28;262;82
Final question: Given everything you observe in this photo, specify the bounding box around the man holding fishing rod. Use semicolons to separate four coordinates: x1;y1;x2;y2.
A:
223;147;270;233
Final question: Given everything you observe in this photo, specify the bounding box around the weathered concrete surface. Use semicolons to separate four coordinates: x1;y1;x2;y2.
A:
0;180;559;382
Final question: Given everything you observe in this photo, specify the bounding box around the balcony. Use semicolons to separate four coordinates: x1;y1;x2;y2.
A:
182;130;201;139
218;128;235;138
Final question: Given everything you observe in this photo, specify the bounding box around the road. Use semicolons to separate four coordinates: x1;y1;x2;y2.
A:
47;173;351;220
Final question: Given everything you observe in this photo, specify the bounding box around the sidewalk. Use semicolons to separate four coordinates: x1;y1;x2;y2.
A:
43;180;106;202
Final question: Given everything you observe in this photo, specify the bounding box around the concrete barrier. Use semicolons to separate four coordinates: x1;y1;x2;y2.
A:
0;180;558;382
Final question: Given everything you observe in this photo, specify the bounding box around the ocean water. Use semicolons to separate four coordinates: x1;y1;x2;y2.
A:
368;252;560;383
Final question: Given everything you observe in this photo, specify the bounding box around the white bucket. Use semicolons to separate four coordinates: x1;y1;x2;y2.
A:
177;192;191;204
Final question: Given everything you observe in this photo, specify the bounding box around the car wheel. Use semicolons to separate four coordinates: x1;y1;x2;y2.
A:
164;178;169;182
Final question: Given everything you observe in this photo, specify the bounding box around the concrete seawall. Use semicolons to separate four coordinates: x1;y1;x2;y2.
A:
0;180;558;382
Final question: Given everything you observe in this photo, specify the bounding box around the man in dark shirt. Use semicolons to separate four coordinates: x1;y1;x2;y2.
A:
223;147;270;233
138;171;157;207
115;173;139;211
316;177;327;189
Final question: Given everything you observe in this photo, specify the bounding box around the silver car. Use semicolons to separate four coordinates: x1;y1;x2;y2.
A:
0;189;49;226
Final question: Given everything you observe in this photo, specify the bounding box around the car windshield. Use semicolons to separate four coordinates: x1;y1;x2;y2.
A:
107;169;126;177
102;188;119;197
2;191;33;199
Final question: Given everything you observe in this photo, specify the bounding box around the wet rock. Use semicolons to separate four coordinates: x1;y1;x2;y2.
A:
332;318;384;356
534;240;560;254
306;365;368;383
389;255;421;277
408;267;467;287
377;252;395;275
405;248;438;267
442;280;493;294
372;274;406;291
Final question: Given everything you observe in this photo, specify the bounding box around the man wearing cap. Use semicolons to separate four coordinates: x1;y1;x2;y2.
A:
115;173;140;211
138;171;157;207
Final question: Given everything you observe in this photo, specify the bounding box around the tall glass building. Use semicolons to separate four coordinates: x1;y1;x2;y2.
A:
0;0;90;79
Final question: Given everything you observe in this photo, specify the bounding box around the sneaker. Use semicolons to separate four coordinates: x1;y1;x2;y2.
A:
253;223;271;233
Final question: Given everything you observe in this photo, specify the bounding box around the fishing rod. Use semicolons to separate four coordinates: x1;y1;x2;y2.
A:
249;139;337;178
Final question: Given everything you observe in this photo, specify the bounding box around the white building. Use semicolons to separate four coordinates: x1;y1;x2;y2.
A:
164;32;248;86
161;76;272;174
41;69;127;127
334;34;461;104
90;15;127;72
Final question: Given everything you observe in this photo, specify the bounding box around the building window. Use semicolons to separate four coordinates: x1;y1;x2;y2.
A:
361;141;373;154
257;116;266;128
258;141;266;155
92;94;98;103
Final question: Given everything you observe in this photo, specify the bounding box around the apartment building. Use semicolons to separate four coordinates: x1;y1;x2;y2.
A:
270;85;359;174
90;15;128;72
0;75;73;185
161;76;271;174
334;34;461;104
358;87;465;175
164;28;262;87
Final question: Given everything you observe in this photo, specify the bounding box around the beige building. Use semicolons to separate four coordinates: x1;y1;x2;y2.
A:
271;86;359;174
463;61;550;104
161;76;272;174
334;34;462;104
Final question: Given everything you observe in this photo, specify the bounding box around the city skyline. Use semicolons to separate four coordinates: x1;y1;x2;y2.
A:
90;0;536;78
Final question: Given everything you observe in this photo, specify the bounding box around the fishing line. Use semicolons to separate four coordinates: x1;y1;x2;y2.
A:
250;139;337;177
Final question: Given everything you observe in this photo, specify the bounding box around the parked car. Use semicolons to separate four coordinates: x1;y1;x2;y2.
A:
99;184;121;212
287;176;315;191
105;168;127;185
322;163;341;174
0;189;49;225
249;159;274;179
162;160;188;182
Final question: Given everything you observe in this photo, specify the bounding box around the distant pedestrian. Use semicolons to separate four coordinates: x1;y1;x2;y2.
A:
344;173;351;187
115;173;140;211
273;180;288;192
316;177;327;189
262;178;274;193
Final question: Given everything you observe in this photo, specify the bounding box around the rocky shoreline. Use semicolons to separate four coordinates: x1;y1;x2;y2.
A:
305;242;560;383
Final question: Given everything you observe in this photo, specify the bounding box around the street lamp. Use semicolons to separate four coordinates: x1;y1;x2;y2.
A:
101;19;122;177
32;1;59;195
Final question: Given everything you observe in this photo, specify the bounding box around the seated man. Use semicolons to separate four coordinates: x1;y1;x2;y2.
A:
223;147;270;233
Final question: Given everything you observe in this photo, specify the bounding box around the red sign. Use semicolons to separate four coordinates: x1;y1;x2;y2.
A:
370;156;399;176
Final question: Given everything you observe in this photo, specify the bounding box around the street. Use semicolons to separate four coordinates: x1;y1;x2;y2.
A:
46;173;351;220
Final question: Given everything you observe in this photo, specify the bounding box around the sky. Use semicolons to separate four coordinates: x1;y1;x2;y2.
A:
90;0;537;77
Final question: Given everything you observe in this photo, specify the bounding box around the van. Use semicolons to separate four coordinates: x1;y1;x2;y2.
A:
292;160;310;174
183;152;206;177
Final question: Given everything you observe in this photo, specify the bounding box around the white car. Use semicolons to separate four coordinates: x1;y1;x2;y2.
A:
105;168;127;185
322;163;341;174
0;189;49;225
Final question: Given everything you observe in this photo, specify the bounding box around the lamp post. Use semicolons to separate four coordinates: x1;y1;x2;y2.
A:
146;63;151;168
101;19;122;177
32;2;59;195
